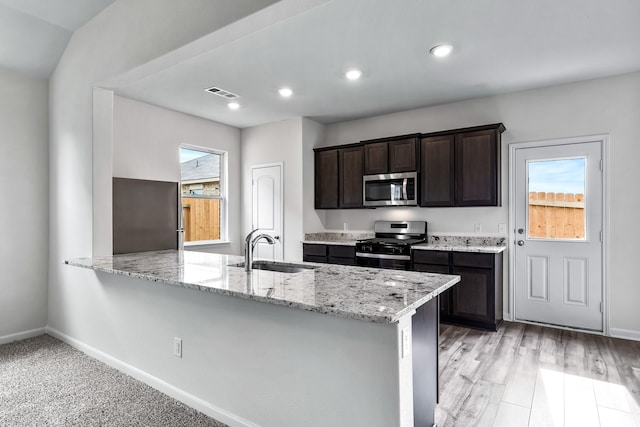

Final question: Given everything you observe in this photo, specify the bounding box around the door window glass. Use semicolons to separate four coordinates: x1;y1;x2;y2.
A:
527;158;586;240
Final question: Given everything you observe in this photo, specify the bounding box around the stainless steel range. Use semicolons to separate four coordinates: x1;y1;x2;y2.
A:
355;221;427;270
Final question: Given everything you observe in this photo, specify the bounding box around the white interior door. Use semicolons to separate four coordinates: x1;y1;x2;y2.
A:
251;163;283;261
514;140;603;331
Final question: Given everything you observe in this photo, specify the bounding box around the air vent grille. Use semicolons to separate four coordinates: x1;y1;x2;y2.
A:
204;86;239;100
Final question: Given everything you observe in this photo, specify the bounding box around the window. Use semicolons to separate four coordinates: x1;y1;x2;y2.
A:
180;146;226;245
527;157;586;240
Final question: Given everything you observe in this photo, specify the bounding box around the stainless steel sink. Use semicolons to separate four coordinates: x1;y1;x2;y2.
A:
228;260;316;273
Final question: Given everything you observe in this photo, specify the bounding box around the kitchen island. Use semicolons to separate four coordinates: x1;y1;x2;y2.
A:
66;250;460;427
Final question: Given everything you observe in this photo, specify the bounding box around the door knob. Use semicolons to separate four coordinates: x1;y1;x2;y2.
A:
517;228;524;234
274;235;280;240
517;240;525;246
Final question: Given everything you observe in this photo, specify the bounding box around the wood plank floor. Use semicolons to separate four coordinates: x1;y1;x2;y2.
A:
435;322;640;427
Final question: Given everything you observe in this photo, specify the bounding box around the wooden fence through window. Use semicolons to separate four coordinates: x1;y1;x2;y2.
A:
529;192;585;239
182;197;220;241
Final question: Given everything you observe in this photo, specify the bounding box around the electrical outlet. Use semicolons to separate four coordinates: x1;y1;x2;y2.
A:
498;223;507;234
401;327;411;359
343;222;349;231
173;337;182;358
474;223;482;233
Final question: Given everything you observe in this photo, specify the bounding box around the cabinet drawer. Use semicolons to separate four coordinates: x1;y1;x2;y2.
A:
303;244;327;257
413;263;450;274
413;250;450;265
328;245;355;258
452;252;494;269
303;255;327;263
328;256;356;266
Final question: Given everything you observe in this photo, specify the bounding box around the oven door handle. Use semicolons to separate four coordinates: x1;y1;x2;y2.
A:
355;252;411;261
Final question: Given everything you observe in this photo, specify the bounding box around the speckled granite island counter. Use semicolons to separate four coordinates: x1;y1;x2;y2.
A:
66;250;459;323
66;249;459;427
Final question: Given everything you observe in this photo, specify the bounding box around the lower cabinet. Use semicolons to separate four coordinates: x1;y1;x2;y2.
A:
413;250;503;331
302;243;356;265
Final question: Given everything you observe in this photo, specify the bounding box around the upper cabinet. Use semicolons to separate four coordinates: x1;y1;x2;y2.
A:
314;148;339;209
339;146;364;208
315;123;505;209
420;134;455;207
420;123;505;207
314;145;363;209
363;135;419;175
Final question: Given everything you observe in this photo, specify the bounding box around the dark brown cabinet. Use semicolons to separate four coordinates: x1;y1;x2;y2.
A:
363;135;419;175
420;123;504;207
412;250;503;331
338;146;364;208
363;142;388;175
455;128;501;206
314;123;504;210
314;145;363;209
420;135;455;207
314;149;338;209
302;243;356;265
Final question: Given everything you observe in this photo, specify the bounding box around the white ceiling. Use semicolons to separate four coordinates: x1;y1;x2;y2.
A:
0;0;115;77
112;0;640;129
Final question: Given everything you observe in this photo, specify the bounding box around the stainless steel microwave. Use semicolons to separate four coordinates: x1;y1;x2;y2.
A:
363;172;418;207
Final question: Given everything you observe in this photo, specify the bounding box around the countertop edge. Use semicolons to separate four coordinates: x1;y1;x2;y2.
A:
66;258;458;324
302;240;506;253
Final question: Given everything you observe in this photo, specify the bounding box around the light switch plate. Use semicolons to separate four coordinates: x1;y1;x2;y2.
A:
499;223;507;234
174;337;182;358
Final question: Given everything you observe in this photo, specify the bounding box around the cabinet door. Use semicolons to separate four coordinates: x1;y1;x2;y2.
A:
455;129;500;206
389;138;417;172
420;135;455;207
339;146;364;208
364;142;388;175
450;266;494;324
302;243;328;263
314;150;338;209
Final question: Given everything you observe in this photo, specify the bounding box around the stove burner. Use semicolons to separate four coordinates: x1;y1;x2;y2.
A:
355;221;428;270
358;237;426;246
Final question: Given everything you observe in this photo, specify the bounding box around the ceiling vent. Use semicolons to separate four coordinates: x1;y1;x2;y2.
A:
204;86;239;100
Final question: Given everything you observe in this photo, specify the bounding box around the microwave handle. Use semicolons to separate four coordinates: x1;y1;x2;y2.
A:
402;178;408;201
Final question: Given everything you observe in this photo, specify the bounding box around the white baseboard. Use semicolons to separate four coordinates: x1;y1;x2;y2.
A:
0;327;47;345
609;327;640;342
45;327;259;427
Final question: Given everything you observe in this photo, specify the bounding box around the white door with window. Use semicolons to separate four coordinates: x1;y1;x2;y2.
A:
513;138;604;331
252;163;283;261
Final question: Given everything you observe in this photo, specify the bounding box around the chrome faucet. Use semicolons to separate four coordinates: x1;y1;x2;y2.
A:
244;228;276;271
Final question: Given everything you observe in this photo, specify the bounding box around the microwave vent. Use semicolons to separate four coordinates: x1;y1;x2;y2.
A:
204;86;239;100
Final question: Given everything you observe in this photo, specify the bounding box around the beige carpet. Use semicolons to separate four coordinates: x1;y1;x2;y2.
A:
0;335;227;426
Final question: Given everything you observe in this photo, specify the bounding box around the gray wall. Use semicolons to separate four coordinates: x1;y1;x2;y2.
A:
241;118;304;261
47;0;285;424
112;95;242;255
318;72;640;338
0;67;49;341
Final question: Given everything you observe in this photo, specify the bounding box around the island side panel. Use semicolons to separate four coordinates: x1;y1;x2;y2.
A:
412;296;439;426
67;271;412;427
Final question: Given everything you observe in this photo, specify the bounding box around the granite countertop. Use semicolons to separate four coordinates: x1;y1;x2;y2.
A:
303;240;359;246
411;243;506;254
303;233;507;254
66;250;460;324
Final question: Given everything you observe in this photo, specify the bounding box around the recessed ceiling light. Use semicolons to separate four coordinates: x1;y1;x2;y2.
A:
227;102;240;110
278;88;293;98
345;69;362;81
430;44;453;57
